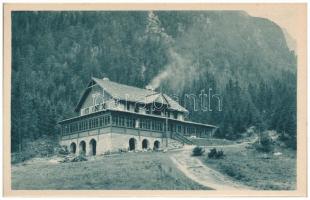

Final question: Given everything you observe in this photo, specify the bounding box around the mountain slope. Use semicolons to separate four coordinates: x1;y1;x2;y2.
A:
11;11;297;151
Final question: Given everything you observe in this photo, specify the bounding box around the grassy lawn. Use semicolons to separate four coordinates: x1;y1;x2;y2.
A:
12;152;209;190
190;138;236;146
202;145;296;190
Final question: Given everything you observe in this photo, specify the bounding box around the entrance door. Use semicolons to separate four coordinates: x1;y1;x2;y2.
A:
129;138;136;151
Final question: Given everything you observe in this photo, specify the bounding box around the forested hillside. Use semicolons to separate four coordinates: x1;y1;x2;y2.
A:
11;11;297;152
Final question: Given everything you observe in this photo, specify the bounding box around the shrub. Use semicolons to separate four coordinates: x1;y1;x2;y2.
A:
192;146;204;156
255;134;274;152
118;148;128;153
71;155;87;162
279;132;296;150
221;164;245;180
216;150;224;158
208;148;225;159
11;152;35;164
57;145;69;155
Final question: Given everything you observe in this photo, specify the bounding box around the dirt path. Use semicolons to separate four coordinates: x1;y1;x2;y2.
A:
170;138;257;190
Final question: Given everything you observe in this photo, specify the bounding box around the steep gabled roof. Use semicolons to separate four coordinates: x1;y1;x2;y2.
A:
75;77;188;113
93;77;156;102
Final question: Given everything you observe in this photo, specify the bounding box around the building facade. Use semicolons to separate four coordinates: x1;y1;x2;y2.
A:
59;77;217;156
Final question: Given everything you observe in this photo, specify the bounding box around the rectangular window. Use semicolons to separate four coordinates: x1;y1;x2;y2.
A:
173;112;178;119
107;116;110;125
132;119;136;128
116;116;119;126
119;116;124;127
126;117;131;127
95;118;99;127
140;119;146;129
88;119;91;129
112;116;116;125
177;125;182;133
78;122;81;131
80;122;83;131
99;117;103;127
146;120;150;129
152;121;155;130
139;119;143;129
103;116;107;125
134;106;139;113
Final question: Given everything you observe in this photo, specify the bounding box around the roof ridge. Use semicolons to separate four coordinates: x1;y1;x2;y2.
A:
92;77;157;95
146;92;160;97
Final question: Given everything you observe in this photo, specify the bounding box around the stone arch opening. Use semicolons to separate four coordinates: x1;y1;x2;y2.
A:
79;141;86;155
154;140;160;150
70;142;77;154
89;139;97;156
129;138;137;151
142;139;149;150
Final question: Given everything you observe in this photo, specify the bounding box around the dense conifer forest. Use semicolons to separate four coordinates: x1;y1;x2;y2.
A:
11;11;297;152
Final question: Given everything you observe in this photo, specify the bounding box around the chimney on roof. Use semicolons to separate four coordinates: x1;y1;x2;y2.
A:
102;77;109;81
145;85;155;91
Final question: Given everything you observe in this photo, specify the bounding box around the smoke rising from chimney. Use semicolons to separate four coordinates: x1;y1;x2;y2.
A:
146;48;198;92
145;11;199;93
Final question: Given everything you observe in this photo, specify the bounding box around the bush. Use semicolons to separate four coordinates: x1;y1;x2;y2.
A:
279;132;296;150
71;155;87;162
221;164;245;180
255;134;274;152
208;148;225;159
192;146;205;156
13;136;58;163
11;152;35;164
57;145;69;155
118;148;128;153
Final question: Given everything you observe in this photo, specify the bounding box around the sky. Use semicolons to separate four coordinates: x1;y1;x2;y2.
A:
244;6;299;41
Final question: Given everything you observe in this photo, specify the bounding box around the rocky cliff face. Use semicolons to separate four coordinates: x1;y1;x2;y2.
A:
154;11;296;90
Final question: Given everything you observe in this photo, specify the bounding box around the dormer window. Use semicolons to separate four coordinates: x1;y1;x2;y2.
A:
134;106;139;113
84;108;89;115
146;107;151;114
153;109;161;116
173;112;178;119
